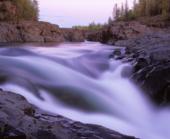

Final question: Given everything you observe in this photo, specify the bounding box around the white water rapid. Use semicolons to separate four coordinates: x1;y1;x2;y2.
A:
0;42;169;139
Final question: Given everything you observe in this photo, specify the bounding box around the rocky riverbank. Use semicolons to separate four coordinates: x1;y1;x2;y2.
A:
0;0;84;43
85;19;170;45
115;32;170;106
85;21;153;45
0;89;137;139
0;21;85;43
0;3;169;136
87;20;170;106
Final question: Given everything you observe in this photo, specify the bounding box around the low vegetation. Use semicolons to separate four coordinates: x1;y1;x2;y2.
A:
73;22;104;31
113;0;170;21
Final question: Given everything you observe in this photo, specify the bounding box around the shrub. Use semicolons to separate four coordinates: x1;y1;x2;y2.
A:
73;22;104;31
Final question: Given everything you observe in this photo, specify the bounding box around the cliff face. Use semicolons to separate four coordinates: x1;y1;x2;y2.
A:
0;21;64;43
0;21;86;43
62;28;85;42
86;21;152;45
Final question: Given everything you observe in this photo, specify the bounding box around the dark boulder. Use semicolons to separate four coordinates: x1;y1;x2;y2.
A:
0;121;26;139
0;90;137;139
133;63;170;105
116;33;170;106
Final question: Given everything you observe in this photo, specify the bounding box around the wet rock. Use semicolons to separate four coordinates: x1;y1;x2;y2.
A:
35;130;57;139
113;49;122;56
109;48;123;59
133;63;170;105
24;107;35;117
0;121;26;139
134;57;150;72
0;90;137;139
115;32;170;106
86;19;170;106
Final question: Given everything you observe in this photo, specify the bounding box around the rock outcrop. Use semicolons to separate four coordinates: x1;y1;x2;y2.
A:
0;21;64;43
0;0;86;43
62;28;85;42
86;20;170;106
0;89;137;139
0;21;85;43
115;33;170;106
86;21;152;45
85;30;103;42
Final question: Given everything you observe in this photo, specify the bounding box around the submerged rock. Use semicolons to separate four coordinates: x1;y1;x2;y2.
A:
0;90;137;139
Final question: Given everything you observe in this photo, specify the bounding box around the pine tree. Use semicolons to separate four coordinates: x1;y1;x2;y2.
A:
124;0;129;19
120;3;125;17
162;0;170;20
113;4;120;20
12;0;39;21
112;0;170;21
108;17;113;25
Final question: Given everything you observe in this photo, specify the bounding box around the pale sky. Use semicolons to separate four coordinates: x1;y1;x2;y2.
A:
38;0;133;27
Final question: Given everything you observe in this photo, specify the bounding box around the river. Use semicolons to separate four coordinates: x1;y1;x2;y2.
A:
0;42;169;139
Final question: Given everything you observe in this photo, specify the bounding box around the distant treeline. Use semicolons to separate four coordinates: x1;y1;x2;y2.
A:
72;22;104;31
113;0;170;21
0;0;39;21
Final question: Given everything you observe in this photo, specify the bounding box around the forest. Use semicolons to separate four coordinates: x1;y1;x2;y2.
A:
0;0;39;21
114;0;170;21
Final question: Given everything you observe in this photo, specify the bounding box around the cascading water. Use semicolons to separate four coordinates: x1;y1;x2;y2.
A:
0;42;169;139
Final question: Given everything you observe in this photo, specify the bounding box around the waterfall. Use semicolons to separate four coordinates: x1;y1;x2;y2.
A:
0;42;169;139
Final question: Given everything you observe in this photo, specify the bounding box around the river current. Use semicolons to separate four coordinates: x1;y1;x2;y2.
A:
0;42;169;139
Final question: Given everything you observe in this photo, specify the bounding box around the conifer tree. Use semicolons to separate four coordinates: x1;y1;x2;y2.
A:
112;0;170;21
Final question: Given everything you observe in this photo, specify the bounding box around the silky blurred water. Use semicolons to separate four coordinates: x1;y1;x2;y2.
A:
0;42;169;139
